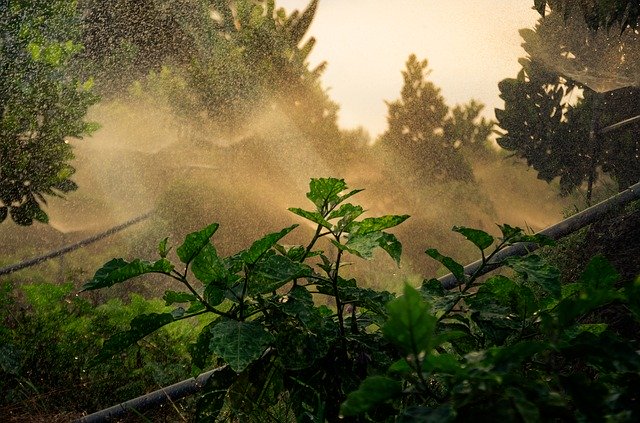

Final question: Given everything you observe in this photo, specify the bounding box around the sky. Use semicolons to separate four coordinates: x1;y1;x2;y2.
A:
277;0;540;137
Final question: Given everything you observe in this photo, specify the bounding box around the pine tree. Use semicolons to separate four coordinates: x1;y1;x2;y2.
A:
379;54;473;183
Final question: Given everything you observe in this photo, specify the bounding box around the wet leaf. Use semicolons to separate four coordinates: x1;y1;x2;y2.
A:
82;258;173;291
506;254;560;299
163;290;196;306
453;226;494;250
426;248;465;284
241;225;298;265
177;223;220;264
383;284;438;355
209;320;274;373
96;313;175;361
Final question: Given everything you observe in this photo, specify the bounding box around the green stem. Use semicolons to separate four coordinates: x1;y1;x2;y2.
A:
167;272;232;319
332;247;346;338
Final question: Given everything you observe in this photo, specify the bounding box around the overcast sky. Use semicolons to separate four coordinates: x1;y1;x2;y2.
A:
277;0;540;137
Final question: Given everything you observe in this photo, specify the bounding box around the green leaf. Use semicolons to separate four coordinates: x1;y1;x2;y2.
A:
467;275;538;318
241;225;298;265
209;320;274;373
0;207;7;223
498;224;554;246
378;232;403;265
383;284;438;355
96;313;175;361
192;243;228;285
340;376;402;416
163;290;196;306
337;231;404;265
327;203;364;221
249;253;311;295
425;249;465;284
350;214;410;235
288;207;331;229
307;177;347;209
453;226;494;250
204;284;225;306
190;320;221;370
82;258;174;291
158;237;170;258
177;223;220;264
506;254;561;299
422;353;463;375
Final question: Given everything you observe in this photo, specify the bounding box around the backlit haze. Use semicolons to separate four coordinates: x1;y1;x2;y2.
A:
278;0;539;137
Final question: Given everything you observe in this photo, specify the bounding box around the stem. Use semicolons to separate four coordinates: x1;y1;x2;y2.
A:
239;265;250;321
332;247;346;338
167;272;233;319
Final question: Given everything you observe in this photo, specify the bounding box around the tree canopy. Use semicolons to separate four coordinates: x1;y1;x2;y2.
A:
378;54;494;184
495;10;640;201
0;0;98;225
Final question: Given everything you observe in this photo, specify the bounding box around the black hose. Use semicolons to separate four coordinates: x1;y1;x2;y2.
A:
74;365;232;423
0;211;153;276
438;180;640;289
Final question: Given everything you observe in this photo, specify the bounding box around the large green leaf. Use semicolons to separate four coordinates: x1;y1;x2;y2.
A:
177;223;220;264
425;248;465;284
467;275;538;318
350;214;410;235
327;203;364;221
192;243;228;285
383;284;438;355
340;375;402;416
306;177;347;209
288;207;331;229
337;231;404;265
209;320;274;372
163;290;196;306
241;225;298;265
96;312;175;361
453;226;494;251
249;253;311;295
82;258;173;291
190;319;221;370
506;254;561;299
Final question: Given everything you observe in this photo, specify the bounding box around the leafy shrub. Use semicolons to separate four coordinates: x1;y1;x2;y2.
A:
82;177;640;421
0;280;198;418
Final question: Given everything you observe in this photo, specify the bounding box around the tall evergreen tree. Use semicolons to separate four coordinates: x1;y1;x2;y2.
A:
379;54;473;183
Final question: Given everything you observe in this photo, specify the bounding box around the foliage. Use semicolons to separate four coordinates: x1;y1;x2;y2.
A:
495;10;640;202
442;99;495;157
342;224;640;422
83;177;409;421
77;0;201;92
82;177;640;421
0;0;98;225
121;0;340;151
0;281;198;417
379;55;495;184
533;0;640;32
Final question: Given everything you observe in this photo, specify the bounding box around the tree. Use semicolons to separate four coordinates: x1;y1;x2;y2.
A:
378;54;474;183
77;0;202;94
442;99;495;157
495;10;640;202
533;0;640;32
0;0;98;225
